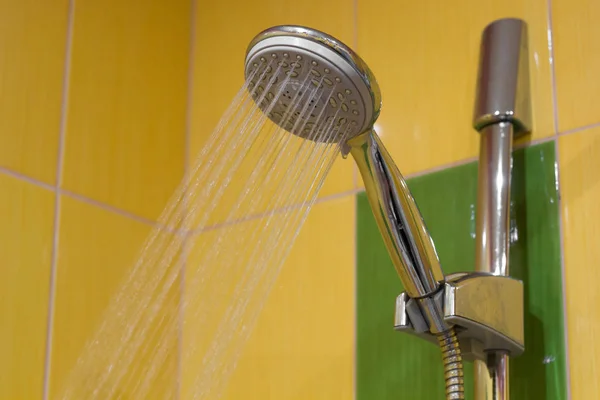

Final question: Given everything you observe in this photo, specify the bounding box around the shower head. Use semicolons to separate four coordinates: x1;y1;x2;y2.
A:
244;25;381;142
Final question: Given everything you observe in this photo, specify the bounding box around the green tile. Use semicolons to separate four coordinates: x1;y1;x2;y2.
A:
356;141;567;399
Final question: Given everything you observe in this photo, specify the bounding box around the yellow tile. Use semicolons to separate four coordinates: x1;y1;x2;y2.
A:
48;196;181;399
62;0;190;220
189;0;355;204
356;0;554;179
559;128;600;399
0;174;54;399
553;0;600;131
182;196;355;399
0;1;69;184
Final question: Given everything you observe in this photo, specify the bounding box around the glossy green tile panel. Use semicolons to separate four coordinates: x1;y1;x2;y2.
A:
356;141;567;399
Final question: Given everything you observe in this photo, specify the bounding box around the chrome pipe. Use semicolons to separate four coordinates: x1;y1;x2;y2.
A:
472;18;531;400
475;122;513;277
473;122;513;400
475;352;510;399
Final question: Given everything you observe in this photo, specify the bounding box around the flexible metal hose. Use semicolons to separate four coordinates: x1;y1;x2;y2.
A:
437;328;465;399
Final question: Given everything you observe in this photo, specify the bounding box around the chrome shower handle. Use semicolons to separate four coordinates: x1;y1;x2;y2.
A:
347;130;445;300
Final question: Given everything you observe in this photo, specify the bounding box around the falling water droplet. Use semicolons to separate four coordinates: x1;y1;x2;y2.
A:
543;355;555;364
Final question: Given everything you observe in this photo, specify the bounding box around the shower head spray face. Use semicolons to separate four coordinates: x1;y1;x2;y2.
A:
244;26;381;143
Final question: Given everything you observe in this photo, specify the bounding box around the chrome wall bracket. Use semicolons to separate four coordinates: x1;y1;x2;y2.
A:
394;272;524;362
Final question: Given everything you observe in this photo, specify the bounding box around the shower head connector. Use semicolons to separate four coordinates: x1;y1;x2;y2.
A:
244;25;381;142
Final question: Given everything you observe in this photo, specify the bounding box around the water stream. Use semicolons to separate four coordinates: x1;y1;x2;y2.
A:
57;61;349;399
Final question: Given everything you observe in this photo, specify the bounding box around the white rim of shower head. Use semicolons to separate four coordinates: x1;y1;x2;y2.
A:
244;25;381;143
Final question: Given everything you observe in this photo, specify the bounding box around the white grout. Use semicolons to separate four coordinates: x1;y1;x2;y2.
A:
183;2;197;176
0;169;159;227
1;131;585;236
559;121;600;138
61;188;157;226
2;126;594;235
42;0;75;398
317;187;363;202
0;166;55;191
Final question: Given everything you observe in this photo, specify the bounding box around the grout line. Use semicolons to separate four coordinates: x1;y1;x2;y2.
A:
547;0;560;135
558;121;600;138
404;155;479;179
188;188;362;236
1;128;588;236
0;166;55;191
515;135;554;150
60;188;157;226
553;138;572;399
403;135;558;180
398;135;556;181
0;134;559;236
352;0;358;51
1;122;596;238
43;1;75;398
183;1;197;176
190;202;308;235
178;0;198;397
317;187;363;202
0;169;161;228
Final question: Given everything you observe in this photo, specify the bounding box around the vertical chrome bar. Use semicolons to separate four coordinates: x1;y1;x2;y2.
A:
474;122;513;400
473;18;531;400
475;122;513;277
475;352;510;399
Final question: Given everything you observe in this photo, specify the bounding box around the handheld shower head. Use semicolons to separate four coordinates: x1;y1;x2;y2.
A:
244;26;466;399
244;25;447;333
244;26;381;142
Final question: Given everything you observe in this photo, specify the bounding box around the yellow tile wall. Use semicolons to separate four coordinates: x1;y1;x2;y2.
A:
0;174;54;399
48;196;179;398
552;0;600;396
223;197;354;400
553;0;600;132
61;0;191;221
2;0;600;398
558;127;600;399
0;1;69;184
181;197;355;399
1;1;192;399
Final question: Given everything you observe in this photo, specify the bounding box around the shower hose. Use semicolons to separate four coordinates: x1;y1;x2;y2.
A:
437;328;465;399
